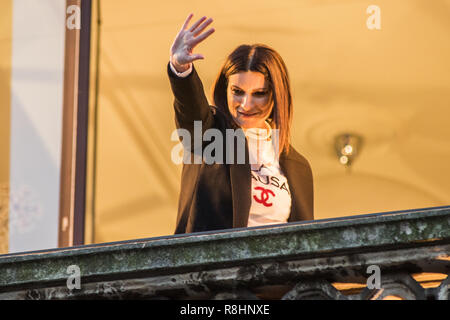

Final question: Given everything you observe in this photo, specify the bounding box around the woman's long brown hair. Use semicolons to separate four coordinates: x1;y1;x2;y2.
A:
212;44;293;156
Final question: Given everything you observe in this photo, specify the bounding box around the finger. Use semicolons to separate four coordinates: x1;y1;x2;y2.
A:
193;17;213;36
180;13;194;31
191;27;215;47
189;16;207;33
188;54;205;62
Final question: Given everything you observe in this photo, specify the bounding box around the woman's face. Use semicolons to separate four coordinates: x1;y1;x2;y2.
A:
227;71;273;129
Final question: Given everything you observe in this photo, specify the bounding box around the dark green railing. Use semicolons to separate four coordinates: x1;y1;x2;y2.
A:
0;206;449;300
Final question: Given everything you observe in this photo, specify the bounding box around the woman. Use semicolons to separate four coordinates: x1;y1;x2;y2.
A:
168;14;313;234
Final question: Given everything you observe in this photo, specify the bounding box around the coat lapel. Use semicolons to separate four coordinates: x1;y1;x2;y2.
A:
229;162;251;228
228;129;251;228
279;149;314;222
279;155;300;222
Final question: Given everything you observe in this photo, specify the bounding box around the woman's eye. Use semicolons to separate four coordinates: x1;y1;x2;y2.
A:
254;91;268;97
232;89;244;95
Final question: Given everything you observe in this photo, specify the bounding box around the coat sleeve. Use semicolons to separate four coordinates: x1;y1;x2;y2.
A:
167;62;215;134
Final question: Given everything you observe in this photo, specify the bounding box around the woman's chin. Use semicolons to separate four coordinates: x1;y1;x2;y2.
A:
239;120;265;129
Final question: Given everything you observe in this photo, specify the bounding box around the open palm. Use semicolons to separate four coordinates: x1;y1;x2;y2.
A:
170;14;215;72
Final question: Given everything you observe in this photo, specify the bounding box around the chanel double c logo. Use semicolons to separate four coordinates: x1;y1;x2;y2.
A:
253;186;275;207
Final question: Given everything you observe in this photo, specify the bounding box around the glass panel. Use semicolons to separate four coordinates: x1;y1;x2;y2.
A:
0;0;66;253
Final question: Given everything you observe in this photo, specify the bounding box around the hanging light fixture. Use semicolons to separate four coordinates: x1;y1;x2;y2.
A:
334;133;363;168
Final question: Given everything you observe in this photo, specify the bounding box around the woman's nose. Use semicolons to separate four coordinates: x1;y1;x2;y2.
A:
239;95;252;110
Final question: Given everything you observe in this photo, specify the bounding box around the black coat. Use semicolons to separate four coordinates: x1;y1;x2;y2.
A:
168;63;314;234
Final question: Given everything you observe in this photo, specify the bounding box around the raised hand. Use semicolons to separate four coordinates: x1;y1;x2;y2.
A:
170;14;215;73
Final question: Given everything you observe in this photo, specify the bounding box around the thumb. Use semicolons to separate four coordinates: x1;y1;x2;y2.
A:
191;54;204;61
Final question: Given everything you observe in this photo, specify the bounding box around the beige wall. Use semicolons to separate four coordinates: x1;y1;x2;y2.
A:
0;0;448;250
0;0;12;254
86;0;450;244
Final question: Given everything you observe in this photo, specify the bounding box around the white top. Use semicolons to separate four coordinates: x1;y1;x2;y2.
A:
245;124;292;227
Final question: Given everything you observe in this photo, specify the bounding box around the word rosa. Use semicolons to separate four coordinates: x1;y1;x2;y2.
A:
171;121;280;165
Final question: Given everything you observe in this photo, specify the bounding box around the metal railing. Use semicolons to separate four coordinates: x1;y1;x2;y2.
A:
0;206;449;300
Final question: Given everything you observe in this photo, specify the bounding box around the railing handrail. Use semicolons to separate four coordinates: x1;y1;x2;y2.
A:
0;206;449;295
